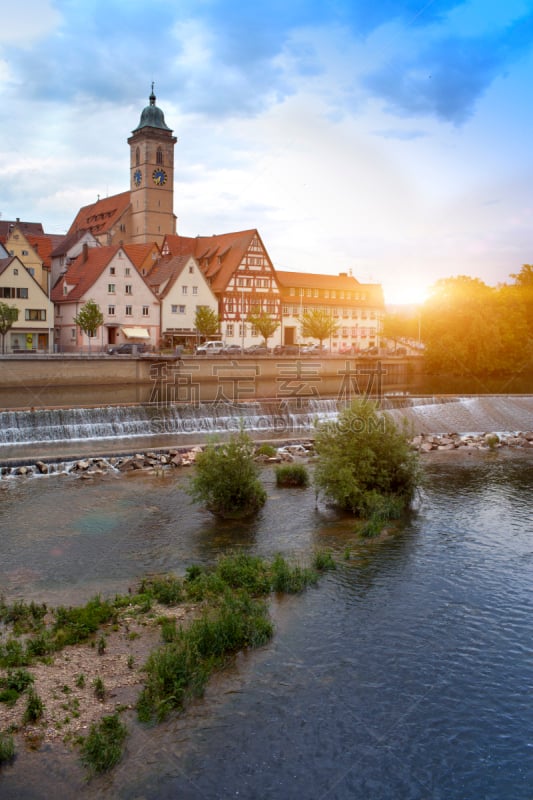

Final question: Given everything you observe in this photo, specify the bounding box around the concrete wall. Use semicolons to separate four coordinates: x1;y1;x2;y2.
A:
0;354;424;408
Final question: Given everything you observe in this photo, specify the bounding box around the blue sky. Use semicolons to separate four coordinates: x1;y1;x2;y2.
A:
1;0;533;303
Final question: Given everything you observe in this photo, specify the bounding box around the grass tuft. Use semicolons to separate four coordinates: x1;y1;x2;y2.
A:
80;713;127;774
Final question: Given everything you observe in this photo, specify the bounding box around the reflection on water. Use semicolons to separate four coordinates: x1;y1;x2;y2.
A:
1;453;532;799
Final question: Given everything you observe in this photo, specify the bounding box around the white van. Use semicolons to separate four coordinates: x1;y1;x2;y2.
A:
195;340;225;355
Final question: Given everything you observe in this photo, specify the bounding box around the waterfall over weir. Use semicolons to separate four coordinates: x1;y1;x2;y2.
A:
0;395;531;462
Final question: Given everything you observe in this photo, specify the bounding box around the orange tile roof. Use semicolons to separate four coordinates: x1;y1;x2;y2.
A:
26;235;54;269
51;245;120;303
276;270;384;307
67;192;131;238
163;229;266;293
123;243;160;271
144;254;191;297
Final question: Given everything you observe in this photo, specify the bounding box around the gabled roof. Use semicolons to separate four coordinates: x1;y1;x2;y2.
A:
123;243;160;272
0;256;52;296
163;229;266;293
0;220;45;239
50;245;122;303
50;229;97;258
26;235;55;269
66;192;131;238
144;254;192;298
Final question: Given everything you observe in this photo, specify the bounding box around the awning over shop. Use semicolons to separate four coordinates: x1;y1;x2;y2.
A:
120;327;151;339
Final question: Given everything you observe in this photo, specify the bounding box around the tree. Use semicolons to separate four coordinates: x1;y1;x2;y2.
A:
188;429;267;518
195;306;220;340
300;308;338;347
420;275;529;375
382;310;420;350
313;398;419;524
74;300;103;353
0;303;19;354
246;309;279;347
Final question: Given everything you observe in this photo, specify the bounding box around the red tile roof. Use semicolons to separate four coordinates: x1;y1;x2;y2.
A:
123;243;160;271
163;229;268;293
66;192;131;238
144;254;191;297
51;245;120;303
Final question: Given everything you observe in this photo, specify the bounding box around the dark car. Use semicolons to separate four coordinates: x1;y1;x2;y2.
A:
107;342;148;355
244;344;271;355
273;344;301;356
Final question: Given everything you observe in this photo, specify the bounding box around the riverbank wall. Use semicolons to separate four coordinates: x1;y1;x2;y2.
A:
0;354;423;408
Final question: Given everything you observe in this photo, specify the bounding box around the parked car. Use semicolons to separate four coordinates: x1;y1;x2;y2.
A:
337;344;355;355
221;344;244;356
107;342;148;355
195;340;225;355
273;344;301;356
301;344;329;355
244;344;271;356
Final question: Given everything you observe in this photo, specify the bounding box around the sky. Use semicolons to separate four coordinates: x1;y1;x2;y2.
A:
1;0;533;305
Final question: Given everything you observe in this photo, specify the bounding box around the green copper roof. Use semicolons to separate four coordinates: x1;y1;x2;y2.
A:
133;85;172;132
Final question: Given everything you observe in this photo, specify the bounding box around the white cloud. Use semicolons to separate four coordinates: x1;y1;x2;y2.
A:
0;0;61;46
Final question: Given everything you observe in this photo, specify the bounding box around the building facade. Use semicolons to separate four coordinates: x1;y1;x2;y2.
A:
0;256;54;352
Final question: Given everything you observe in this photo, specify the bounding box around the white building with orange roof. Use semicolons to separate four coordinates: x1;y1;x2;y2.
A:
161;229;282;349
51;244;159;353
276;270;384;352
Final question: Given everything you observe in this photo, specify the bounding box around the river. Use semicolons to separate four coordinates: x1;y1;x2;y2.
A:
1;450;532;799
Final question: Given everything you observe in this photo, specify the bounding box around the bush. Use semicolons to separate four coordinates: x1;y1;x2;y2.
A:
270;554;318;594
188;430;267;518
0;732;15;766
80;714;127;774
139;575;183;606
23;690;44;723
275;464;310;487
53;596;117;647
313;398;420;517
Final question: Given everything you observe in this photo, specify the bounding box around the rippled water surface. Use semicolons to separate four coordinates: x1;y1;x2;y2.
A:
1;452;532;799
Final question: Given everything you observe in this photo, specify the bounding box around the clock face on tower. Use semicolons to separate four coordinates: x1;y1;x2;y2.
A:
133;169;142;187
152;168;167;186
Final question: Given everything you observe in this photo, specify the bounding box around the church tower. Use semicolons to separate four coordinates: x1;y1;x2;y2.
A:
127;86;177;244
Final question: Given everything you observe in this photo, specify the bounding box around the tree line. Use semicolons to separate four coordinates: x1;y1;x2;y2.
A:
383;264;533;375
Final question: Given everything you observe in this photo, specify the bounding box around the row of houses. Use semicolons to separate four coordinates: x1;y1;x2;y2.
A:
0;220;384;354
0;90;384;355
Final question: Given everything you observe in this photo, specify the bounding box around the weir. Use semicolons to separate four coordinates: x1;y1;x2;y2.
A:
0;396;532;465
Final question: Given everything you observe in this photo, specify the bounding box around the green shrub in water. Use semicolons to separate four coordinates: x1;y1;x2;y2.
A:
80;713;127;774
275;463;310;488
0;732;15;766
188;430;267;518
314;398;419;516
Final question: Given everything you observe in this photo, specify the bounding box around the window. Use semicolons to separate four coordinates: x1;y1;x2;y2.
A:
55;304;61;316
156;147;163;165
108;284;115;293
125;305;132;316
125;267;130;276
226;323;234;337
13;268;18;275
27;268;35;276
182;285;188;294
189;264;194;274
125;285;133;295
22;250;29;256
142;306;149;316
110;266;116;275
192;286;198;295
179;305;186;314
108;305;115;316
282;305;290;316
171;305;178;313
290;287;295;296
25;309;46;321
136;147;140;166
71;328;76;339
